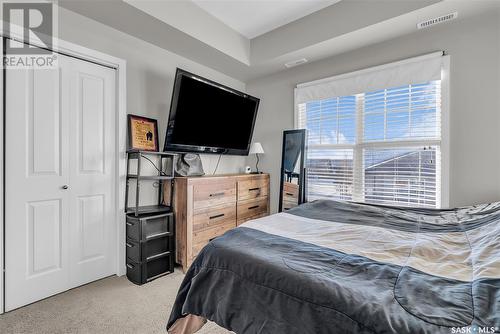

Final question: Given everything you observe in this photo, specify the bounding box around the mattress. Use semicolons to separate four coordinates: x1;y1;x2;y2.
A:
167;200;500;334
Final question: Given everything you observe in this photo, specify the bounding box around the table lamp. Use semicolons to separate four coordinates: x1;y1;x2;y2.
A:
249;142;264;174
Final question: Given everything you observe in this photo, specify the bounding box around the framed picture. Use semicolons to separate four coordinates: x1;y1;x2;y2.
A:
127;114;159;152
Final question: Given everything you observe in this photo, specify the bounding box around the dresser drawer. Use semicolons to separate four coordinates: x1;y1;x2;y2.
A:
126;237;171;263
237;212;267;226
237;177;268;201
283;182;299;198
192;241;206;258
192;220;235;254
126;213;173;242
193;179;236;210
193;203;236;232
283;199;298;211
126;254;173;285
192;220;236;244
191;222;235;258
237;198;268;224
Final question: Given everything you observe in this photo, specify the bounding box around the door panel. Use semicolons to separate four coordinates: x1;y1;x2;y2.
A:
79;74;105;174
77;195;105;262
66;56;116;287
6;52;116;311
5;64;70;311
27;199;62;276
29;70;62;176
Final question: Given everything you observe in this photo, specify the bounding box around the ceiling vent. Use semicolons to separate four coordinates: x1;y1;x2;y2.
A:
417;12;458;29
285;58;308;68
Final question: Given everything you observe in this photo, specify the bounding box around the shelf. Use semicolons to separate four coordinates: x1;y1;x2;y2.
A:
127;150;176;158
126;205;172;216
127;175;174;180
125;149;175;285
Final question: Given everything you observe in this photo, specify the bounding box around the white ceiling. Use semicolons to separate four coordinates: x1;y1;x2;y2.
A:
192;0;341;39
60;0;500;81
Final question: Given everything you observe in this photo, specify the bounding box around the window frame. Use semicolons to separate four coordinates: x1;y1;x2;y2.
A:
294;55;450;208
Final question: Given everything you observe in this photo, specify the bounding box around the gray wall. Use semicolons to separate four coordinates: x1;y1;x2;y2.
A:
58;7;247;176
58;7;248;206
247;10;500;213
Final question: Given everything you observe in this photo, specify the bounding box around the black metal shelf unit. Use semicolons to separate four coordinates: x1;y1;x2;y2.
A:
125;150;176;285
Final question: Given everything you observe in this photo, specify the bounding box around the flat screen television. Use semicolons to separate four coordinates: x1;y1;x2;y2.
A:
164;68;260;155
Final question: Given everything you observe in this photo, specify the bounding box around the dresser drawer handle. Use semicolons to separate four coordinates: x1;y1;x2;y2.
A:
126;222;134;226
126;263;134;269
209;192;225;197
249;187;260;191
285;192;294;196
125;242;134;248
248;205;259;210
209;213;225;220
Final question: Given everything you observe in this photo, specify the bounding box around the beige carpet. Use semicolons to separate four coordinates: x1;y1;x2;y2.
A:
0;269;232;334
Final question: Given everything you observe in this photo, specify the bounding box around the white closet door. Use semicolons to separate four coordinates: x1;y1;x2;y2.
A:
63;56;116;287
5;53;116;311
5;64;71;311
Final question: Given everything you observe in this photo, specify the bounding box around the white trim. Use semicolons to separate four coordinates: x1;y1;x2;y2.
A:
294;88;299;129
0;37;3;315
295;53;450;209
352;94;364;202
440;55;451;209
307;139;442;151
0;31;127;314
296;51;443;89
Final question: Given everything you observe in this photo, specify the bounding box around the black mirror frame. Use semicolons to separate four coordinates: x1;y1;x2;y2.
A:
278;129;307;212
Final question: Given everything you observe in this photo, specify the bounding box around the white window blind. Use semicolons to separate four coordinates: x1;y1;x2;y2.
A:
296;53;446;208
308;149;354;201
364;147;439;207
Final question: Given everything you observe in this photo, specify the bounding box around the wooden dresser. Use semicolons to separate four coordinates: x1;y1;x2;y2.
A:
173;173;270;272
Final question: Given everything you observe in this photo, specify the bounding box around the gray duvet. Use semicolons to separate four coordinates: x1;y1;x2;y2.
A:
167;200;500;334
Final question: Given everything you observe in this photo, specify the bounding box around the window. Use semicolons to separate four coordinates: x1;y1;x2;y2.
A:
296;53;448;208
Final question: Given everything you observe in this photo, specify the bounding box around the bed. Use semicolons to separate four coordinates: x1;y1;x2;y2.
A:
167;200;500;334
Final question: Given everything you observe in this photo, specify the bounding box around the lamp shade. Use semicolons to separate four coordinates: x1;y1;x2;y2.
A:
249;142;264;154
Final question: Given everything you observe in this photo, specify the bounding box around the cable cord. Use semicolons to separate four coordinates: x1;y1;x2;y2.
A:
213;154;222;175
141;155;167;176
140;156;172;205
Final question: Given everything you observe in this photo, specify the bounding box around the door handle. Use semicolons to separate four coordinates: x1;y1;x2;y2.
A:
61;185;69;190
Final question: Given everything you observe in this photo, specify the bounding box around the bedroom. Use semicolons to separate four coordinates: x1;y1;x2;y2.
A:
0;0;498;333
